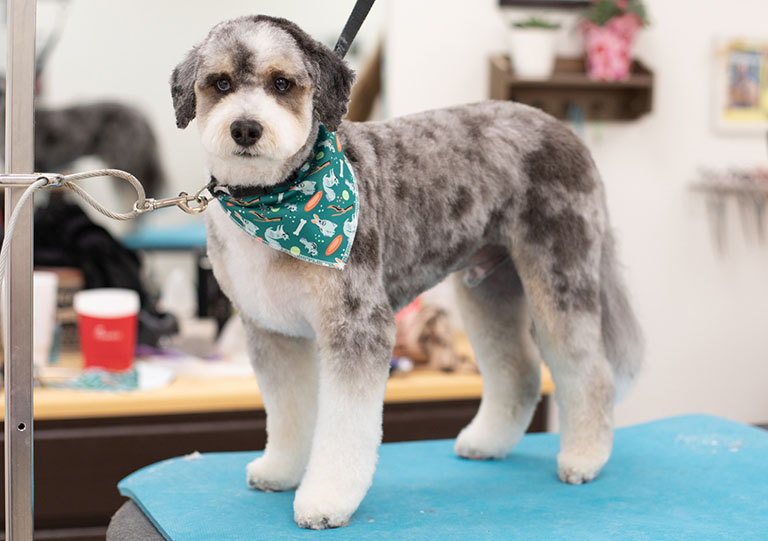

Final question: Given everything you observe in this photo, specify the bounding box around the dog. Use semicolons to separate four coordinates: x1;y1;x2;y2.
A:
170;15;643;529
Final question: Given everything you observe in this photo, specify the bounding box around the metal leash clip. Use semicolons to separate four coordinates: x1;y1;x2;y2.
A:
134;183;211;215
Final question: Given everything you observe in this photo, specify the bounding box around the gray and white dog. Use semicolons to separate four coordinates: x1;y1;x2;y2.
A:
171;15;643;530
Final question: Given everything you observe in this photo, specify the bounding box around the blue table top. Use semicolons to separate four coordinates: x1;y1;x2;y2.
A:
121;221;206;251
118;415;768;540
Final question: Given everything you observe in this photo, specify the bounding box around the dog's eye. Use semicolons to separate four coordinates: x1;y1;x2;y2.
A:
216;78;231;93
274;77;291;93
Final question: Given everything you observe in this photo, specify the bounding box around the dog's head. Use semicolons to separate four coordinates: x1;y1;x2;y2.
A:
171;16;354;186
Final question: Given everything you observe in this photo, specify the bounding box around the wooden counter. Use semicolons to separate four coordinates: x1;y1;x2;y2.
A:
2;366;553;421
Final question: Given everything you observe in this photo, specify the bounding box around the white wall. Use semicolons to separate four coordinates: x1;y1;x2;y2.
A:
386;0;768;426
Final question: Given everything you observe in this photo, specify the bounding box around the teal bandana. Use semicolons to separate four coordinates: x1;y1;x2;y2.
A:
212;125;358;270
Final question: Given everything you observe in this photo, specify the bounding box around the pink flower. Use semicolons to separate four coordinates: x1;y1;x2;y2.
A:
616;0;628;10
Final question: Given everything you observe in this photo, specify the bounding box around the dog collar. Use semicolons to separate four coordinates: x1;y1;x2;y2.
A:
211;125;359;270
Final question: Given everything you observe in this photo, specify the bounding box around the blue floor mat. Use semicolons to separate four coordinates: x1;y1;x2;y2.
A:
118;415;768;540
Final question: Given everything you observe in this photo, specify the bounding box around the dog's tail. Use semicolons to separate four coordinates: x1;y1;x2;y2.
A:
600;230;644;401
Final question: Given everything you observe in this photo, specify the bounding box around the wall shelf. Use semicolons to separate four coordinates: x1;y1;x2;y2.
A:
490;55;654;121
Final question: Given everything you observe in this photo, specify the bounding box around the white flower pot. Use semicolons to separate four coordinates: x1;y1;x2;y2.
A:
509;28;558;80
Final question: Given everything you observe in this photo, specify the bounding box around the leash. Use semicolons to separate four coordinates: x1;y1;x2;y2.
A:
333;0;376;58
0;169;211;286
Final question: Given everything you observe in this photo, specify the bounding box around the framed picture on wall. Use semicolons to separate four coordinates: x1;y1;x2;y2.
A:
714;39;768;134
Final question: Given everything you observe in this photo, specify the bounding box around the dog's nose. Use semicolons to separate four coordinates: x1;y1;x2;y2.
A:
230;119;262;147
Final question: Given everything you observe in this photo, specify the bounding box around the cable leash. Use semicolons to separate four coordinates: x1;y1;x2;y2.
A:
0;168;212;285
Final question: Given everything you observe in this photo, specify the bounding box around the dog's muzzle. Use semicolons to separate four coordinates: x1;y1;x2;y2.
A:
230;119;263;147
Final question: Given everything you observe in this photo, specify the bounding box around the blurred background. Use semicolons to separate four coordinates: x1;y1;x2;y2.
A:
2;0;768;535
13;0;768;422
6;0;768;423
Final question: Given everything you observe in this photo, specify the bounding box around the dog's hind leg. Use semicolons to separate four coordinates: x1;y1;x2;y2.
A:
244;323;318;492
293;292;395;529
452;259;543;460
510;225;614;485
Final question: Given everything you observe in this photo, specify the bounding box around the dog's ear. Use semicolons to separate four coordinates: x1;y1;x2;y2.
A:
306;44;355;132
262;17;355;131
170;46;199;129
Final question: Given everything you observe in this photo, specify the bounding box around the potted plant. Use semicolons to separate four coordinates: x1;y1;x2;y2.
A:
509;17;562;80
581;0;650;81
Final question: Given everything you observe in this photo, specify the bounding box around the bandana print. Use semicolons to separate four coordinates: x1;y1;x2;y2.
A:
213;125;359;270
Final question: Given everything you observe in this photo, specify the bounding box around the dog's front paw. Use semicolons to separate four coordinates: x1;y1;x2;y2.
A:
557;450;609;485
454;421;515;460
246;456;303;492
293;481;358;529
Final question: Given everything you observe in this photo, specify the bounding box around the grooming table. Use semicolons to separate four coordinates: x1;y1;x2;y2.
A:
109;415;768;540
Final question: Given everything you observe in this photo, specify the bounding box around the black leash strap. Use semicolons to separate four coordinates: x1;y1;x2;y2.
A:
333;0;376;59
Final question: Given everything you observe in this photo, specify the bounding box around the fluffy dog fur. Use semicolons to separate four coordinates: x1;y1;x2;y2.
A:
171;15;643;530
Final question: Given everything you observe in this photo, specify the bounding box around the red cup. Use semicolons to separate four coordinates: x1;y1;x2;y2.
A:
73;288;140;371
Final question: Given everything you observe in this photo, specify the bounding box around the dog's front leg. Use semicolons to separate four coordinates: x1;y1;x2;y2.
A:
293;301;395;529
243;322;318;492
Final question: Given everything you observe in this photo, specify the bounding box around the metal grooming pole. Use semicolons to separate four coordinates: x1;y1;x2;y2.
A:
4;0;37;538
